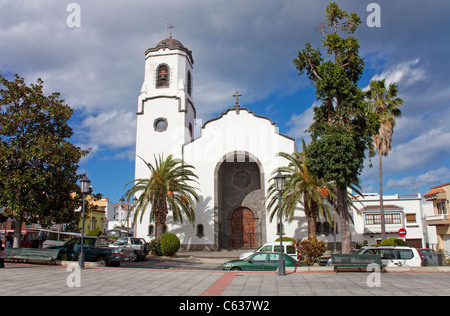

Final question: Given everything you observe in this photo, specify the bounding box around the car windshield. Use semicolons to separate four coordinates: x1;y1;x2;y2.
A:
114;238;128;244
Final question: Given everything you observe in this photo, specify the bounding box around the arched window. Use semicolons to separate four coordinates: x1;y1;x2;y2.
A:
156;64;170;88
196;224;204;238
188;123;193;140
187;71;192;96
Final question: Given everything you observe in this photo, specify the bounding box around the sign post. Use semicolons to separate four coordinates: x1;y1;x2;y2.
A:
398;228;407;238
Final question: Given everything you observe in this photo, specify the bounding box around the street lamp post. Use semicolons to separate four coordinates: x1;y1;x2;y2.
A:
274;172;286;276
79;174;91;270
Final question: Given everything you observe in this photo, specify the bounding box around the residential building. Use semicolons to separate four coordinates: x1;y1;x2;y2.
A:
350;193;436;248
79;196;109;233
424;182;450;253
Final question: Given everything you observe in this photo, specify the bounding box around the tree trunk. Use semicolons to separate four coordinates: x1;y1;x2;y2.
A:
379;154;386;241
337;187;352;254
304;197;317;239
307;213;317;239
13;217;22;248
154;196;168;239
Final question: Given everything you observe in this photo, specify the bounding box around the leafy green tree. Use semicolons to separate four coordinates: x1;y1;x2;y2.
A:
123;155;199;239
0;74;89;247
293;3;379;253
365;79;404;240
266;139;336;239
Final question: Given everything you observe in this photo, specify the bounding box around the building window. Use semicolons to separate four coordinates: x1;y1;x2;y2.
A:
365;214;381;225
154;117;168;132
385;213;401;224
406;213;416;223
365;213;402;225
188;123;193;141
148;224;154;236
156;64;169;88
187;71;192;96
196;224;204;238
277;222;284;235
437;201;447;214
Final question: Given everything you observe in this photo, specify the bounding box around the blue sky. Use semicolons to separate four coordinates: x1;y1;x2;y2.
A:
1;0;450;203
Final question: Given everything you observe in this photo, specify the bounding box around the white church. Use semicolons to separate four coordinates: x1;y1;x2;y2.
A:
133;36;436;250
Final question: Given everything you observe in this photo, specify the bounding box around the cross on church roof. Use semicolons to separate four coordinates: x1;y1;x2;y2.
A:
168;24;175;38
233;91;242;114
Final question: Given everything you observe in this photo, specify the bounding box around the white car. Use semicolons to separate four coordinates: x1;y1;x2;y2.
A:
356;246;423;267
239;241;298;260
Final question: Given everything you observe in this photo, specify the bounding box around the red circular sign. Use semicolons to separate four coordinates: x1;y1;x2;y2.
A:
398;228;407;237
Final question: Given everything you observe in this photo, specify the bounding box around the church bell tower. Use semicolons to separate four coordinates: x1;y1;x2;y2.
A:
135;36;195;169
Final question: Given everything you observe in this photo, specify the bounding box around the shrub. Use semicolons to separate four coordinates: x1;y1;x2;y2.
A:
160;233;180;256
86;228;103;237
292;237;327;266
380;238;407;246
149;238;163;256
274;237;295;242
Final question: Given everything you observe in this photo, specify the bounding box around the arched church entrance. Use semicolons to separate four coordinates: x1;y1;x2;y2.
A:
215;152;267;249
231;207;255;248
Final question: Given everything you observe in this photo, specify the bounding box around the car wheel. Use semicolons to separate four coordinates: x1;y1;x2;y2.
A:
131;251;138;262
230;267;242;271
96;256;109;267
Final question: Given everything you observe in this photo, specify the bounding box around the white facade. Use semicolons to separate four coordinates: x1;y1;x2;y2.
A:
134;37;297;249
133;37;438;251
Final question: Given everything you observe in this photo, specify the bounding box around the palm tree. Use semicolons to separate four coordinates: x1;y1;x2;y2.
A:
365;79;404;240
266;139;337;239
123;155;199;239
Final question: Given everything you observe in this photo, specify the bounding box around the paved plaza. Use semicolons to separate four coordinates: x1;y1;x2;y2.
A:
0;263;449;297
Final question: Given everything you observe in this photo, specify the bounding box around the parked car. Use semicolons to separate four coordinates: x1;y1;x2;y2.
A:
113;237;149;262
48;236;133;267
355;246;423;267
417;248;442;266
239;242;298;260
223;252;300;271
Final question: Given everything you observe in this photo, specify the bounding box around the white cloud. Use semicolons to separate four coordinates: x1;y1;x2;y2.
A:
369;59;426;87
286;104;317;145
384;167;450;192
77;110;136;157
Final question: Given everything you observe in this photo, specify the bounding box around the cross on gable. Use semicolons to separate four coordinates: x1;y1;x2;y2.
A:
233;91;242;114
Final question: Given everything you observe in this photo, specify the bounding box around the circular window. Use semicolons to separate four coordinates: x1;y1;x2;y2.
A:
233;171;251;189
154;118;168;132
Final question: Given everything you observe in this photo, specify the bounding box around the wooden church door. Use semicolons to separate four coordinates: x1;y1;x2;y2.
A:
231;207;255;248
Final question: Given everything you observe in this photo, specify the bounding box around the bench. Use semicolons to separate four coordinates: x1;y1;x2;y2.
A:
5;248;60;265
331;254;385;272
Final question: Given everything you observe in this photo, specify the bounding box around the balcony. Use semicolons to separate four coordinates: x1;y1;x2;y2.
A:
427;214;450;226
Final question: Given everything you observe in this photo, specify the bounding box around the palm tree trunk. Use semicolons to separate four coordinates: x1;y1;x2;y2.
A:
154;197;168;239
304;196;317;239
307;213;317;239
337;187;352;254
379;154;386;241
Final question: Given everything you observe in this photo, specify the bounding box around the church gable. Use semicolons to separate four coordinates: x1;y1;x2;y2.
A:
184;107;295;165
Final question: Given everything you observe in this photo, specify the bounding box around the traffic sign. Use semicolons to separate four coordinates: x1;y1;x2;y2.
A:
398;228;407;237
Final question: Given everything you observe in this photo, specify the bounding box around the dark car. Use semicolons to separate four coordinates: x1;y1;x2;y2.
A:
222;252;300;271
48;236;133;267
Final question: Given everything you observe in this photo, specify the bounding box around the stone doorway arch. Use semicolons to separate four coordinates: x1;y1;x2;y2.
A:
214;151;266;249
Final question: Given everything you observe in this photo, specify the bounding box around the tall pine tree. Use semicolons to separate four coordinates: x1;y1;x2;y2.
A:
293;3;379;253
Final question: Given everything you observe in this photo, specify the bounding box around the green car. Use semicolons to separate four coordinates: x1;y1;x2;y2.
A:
222;252;300;271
